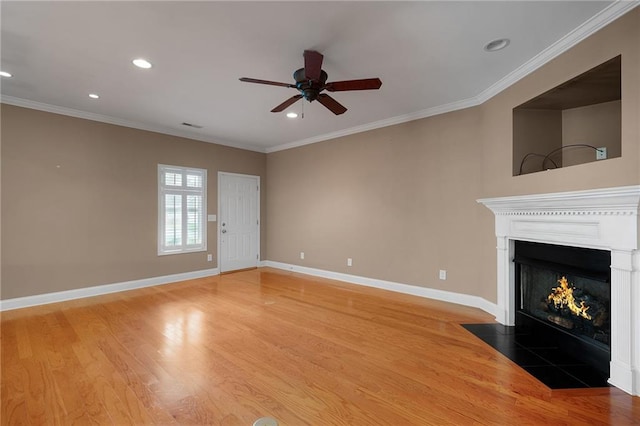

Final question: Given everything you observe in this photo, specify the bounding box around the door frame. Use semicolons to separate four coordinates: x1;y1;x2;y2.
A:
217;171;261;273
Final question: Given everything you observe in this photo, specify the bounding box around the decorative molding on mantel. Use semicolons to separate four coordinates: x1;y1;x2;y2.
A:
477;185;640;216
478;185;640;396
479;185;640;252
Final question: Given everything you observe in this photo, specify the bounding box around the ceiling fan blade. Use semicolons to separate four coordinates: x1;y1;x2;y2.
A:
317;94;347;115
304;50;324;81
271;95;303;112
324;78;382;92
239;77;295;88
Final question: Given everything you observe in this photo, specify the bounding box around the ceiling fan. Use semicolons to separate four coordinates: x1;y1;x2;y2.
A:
239;50;382;115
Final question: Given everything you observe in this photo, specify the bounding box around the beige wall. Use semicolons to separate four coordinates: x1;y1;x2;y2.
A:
2;9;638;305
1;106;266;299
267;107;491;298
267;8;640;304
483;9;638;198
562;100;621;167
512;109;562;175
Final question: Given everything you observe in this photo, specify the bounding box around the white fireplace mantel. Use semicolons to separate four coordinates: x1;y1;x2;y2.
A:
478;185;640;396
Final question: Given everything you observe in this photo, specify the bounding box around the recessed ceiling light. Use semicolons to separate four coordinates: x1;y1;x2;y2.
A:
0;71;12;78
286;112;298;118
484;38;510;52
89;93;100;99
132;58;152;69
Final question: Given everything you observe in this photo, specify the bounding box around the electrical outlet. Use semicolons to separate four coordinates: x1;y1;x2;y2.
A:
596;147;607;160
439;270;447;280
300;251;305;260
347;258;353;267
207;254;213;262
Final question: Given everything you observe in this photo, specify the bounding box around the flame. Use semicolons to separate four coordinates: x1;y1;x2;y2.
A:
547;276;592;320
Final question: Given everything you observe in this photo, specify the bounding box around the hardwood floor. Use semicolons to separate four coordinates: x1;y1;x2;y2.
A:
2;268;638;425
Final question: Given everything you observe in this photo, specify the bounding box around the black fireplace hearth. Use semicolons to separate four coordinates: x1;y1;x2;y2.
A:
465;241;612;389
462;323;610;389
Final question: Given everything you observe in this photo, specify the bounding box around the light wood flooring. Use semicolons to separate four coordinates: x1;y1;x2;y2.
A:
2;268;639;425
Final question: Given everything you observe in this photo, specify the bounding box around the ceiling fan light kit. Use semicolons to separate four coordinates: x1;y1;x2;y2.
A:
240;50;382;115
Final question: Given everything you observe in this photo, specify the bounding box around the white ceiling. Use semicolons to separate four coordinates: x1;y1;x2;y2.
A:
1;1;635;153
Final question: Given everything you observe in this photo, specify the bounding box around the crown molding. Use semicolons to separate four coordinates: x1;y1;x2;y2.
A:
476;1;639;104
2;2;637;155
265;96;481;153
270;1;638;153
0;95;267;153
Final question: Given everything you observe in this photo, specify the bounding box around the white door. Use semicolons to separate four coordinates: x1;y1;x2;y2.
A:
218;172;260;273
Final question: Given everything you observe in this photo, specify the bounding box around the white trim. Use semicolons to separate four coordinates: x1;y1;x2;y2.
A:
0;95;266;153
267;1;638;153
0;268;219;312
475;1;639;104
478;185;640;396
218;172;261;273
477;185;640;215
158;164;208;256
261;260;498;318
265;97;481;153
2;3;636;156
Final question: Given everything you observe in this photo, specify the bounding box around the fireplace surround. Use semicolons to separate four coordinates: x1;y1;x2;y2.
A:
478;185;640;396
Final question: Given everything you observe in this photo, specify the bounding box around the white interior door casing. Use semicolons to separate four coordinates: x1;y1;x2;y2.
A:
218;172;260;273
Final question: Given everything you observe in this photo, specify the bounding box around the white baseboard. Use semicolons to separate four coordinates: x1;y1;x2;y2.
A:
2;262;498;319
0;268;219;312
261;261;498;318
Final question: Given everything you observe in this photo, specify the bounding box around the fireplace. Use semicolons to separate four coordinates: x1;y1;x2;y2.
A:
514;240;611;376
478;185;640;396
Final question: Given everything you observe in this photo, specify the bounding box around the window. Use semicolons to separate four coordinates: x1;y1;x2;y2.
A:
158;164;207;255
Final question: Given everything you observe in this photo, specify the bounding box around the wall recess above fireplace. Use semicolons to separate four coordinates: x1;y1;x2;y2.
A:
478;185;640;396
513;55;621;176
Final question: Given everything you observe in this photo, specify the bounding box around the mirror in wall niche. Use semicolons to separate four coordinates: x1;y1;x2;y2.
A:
513;55;621;176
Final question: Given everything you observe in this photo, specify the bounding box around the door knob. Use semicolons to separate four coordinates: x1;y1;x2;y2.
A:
221;229;227;234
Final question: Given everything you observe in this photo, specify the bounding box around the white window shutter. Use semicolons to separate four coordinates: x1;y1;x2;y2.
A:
158;164;207;255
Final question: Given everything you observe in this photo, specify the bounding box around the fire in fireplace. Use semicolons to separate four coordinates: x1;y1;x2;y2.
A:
544;275;609;343
514;241;611;375
548;276;592;320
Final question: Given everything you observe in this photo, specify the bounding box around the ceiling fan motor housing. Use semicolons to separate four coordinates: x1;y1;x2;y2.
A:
239;50;381;115
293;68;328;102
